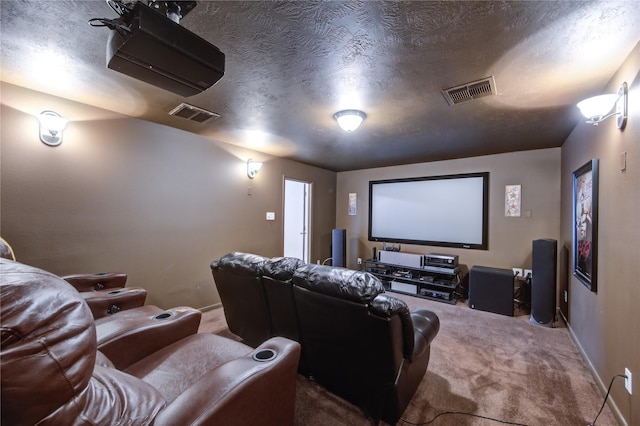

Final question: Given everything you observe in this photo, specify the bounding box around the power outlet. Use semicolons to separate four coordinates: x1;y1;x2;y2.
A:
524;269;532;279
512;268;523;278
625;368;632;395
357;257;362;265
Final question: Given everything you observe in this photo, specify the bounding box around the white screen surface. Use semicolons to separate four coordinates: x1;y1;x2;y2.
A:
369;173;488;249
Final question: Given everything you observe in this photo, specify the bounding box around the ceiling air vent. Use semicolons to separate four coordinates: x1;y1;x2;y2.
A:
442;76;497;106
168;102;220;123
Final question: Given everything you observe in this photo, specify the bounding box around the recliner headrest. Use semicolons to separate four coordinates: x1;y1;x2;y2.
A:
0;236;16;260
211;252;268;275
263;256;305;281
0;259;97;425
292;264;384;303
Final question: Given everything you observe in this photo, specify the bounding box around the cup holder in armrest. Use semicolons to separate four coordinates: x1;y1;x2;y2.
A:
153;312;173;320
107;289;123;295
252;349;277;362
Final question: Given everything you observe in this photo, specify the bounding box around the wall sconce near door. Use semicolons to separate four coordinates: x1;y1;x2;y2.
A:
247;159;263;179
577;82;628;129
38;111;69;146
333;109;366;132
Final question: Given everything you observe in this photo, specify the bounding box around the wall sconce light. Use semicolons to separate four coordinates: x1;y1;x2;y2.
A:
38;111;69;146
577;82;628;129
333;109;366;132
247;159;263;179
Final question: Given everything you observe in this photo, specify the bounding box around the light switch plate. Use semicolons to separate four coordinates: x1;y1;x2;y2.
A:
266;212;275;221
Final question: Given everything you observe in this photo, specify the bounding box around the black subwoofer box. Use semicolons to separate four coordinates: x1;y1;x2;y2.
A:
469;266;514;316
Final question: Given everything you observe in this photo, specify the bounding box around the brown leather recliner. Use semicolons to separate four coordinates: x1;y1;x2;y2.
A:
1;258;301;425
62;271;148;318
93;304;203;370
292;263;440;425
0;236;148;319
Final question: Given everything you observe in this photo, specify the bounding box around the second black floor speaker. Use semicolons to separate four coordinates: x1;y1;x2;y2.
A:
332;228;346;267
530;238;557;327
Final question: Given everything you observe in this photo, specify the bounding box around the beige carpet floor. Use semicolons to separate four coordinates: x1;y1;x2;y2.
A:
198;294;618;426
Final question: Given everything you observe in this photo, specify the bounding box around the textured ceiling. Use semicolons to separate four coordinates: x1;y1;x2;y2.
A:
1;1;639;171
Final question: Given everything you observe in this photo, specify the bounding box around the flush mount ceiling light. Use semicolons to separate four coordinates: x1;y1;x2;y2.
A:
577;82;628;129
38;111;69;146
247;159;263;179
333;110;366;132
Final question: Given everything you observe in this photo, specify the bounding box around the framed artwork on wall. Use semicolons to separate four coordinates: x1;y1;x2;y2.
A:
572;158;599;292
505;184;521;217
348;192;357;215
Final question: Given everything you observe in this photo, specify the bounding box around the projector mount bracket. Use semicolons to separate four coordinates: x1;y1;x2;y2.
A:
91;1;197;31
145;1;197;23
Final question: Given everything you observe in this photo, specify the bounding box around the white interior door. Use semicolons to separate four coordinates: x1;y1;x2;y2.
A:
284;178;310;262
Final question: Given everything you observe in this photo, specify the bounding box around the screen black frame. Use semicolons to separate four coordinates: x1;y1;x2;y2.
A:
368;172;489;250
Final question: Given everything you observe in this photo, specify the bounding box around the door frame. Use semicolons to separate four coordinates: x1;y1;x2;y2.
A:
282;176;312;262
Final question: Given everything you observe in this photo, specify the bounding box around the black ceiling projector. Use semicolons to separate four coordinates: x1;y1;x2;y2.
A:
106;1;225;97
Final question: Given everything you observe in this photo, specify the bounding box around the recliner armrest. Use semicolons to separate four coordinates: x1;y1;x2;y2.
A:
62;272;127;291
406;309;439;362
370;293;416;358
411;308;440;347
82;287;147;319
153;337;301;426
96;306;202;370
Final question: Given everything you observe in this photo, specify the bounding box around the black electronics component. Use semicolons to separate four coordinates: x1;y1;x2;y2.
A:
425;253;459;268
468;266;514;316
392;270;412;279
365;267;389;275
424;265;460;275
106;1;225;96
419;288;453;301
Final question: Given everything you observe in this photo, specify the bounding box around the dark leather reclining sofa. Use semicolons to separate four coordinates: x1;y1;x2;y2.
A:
211;251;440;425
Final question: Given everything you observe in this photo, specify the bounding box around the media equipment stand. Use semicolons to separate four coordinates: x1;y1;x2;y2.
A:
364;256;462;304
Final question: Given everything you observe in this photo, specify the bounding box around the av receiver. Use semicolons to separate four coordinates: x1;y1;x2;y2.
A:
425;253;458;268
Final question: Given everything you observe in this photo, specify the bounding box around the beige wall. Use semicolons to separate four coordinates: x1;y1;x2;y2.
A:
336;148;561;273
561;42;639;425
0;83;336;310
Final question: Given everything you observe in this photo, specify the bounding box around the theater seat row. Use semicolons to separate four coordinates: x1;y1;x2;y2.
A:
211;251;440;425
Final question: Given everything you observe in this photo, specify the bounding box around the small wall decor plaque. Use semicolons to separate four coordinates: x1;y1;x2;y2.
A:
505;185;521;217
348;192;357;216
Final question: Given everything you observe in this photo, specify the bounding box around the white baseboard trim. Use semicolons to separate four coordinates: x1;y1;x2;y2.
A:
199;302;222;313
566;322;628;426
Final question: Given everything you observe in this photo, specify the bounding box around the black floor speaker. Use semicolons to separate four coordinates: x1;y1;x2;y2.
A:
331;228;346;267
530;239;557;327
468;266;514;316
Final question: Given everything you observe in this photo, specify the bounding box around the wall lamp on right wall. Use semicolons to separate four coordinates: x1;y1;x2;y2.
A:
247;159;263;179
38;110;69;146
577;82;628;130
